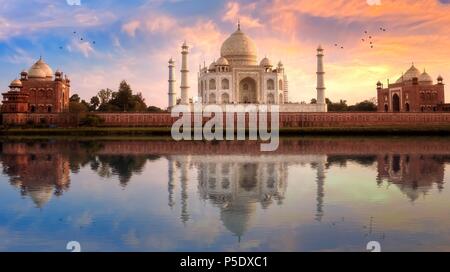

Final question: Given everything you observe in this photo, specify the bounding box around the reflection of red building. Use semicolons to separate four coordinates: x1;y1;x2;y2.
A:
377;64;446;112
1;57;70;114
0;143;71;208
376;154;444;201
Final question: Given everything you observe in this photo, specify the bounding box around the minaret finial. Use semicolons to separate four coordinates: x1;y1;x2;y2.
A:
238;19;241;31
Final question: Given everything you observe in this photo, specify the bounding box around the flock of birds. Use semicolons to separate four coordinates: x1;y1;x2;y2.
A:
58;31;97;50
333;26;388;50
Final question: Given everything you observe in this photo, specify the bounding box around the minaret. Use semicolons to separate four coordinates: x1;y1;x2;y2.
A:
180;42;190;104
316;46;326;105
283;74;289;103
168;58;176;109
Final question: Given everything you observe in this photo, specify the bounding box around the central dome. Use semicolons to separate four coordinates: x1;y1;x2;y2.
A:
396;64;421;83
28;57;54;80
220;26;257;66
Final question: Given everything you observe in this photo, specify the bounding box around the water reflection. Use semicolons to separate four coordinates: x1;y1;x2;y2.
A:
1;142;71;208
1;139;450;251
376;154;445;201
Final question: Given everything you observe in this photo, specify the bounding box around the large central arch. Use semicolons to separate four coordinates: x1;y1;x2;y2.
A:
392;94;400;112
239;77;257;104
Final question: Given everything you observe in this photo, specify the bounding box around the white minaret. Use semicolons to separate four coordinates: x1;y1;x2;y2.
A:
168;58;176;109
180;42;190;104
316;45;326;105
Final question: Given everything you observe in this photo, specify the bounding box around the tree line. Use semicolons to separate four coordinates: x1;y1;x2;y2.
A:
311;98;377;112
69;80;165;113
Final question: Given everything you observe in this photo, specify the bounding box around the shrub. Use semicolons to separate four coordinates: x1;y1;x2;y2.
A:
79;114;105;127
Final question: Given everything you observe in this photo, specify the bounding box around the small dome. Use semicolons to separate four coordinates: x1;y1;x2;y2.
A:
55;69;62;75
28;57;53;79
438;75;443;81
21;70;28;75
216;57;229;66
208;61;216;71
260;57;272;67
419;70;433;83
9;79;22;88
396;64;421;83
278;61;284;68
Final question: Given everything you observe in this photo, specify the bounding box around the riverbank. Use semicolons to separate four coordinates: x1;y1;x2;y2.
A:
1;126;450;137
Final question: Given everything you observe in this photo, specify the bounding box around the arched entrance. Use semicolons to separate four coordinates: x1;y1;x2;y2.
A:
239;77;257;104
392;94;400;112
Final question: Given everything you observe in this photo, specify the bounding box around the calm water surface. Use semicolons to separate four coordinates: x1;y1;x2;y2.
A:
1;138;450;252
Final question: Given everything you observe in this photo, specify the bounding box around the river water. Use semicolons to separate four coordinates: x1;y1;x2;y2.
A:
1;137;450;252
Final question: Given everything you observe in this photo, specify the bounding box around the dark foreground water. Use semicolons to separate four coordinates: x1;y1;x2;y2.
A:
1;137;450;252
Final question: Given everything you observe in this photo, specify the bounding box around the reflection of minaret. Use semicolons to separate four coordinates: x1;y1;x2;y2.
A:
180;161;190;224
168;156;175;209
315;161;326;222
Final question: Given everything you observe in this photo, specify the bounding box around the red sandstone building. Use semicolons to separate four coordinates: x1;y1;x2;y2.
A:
377;64;446;112
1;57;70;114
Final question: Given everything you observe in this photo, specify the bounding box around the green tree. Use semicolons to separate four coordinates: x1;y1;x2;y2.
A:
326;98;348;112
70;94;81;103
97;88;113;105
69;101;88;113
147;106;165;113
348;100;377;112
106;81;148;112
110;80;133;112
90;96;100;111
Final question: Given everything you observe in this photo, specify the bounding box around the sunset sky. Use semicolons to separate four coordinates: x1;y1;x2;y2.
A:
1;0;450;108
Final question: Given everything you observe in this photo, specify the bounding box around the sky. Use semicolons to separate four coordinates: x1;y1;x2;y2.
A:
1;0;450;108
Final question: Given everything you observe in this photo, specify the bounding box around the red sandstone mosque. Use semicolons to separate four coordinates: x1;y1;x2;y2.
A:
377;64;446;112
1;57;70;114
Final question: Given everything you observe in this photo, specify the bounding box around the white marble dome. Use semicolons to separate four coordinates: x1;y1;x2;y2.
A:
260;57;272;67
396;64;421;83
28;57;53;79
220;26;257;65
216;57;229;66
419;70;433;83
208;61;216;71
9;79;22;88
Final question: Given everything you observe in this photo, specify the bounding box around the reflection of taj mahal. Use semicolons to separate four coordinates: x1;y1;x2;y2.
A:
168;23;327;112
1;140;450;239
166;154;328;239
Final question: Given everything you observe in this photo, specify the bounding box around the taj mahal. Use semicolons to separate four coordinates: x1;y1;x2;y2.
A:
168;23;328;112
